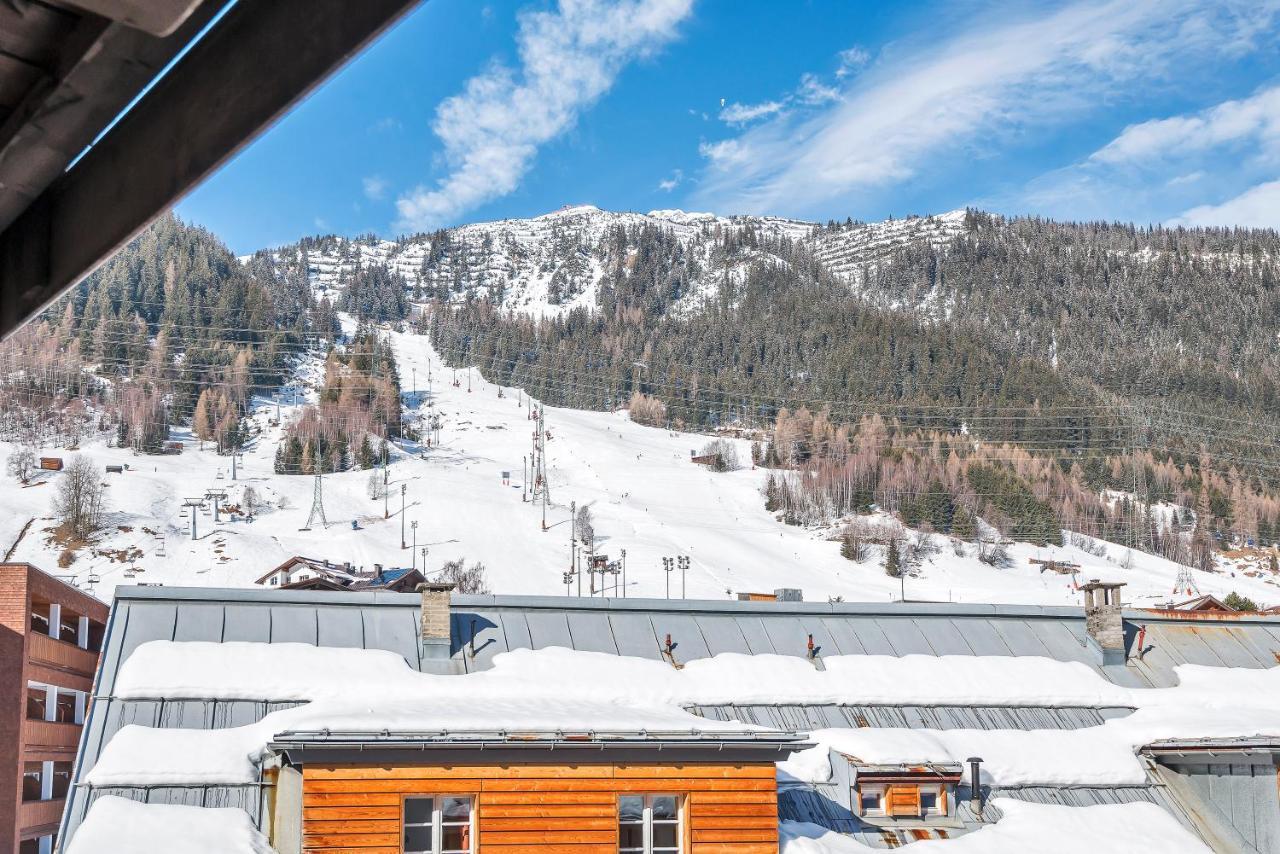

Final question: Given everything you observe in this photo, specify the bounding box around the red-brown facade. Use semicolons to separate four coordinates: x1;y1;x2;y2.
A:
0;563;107;854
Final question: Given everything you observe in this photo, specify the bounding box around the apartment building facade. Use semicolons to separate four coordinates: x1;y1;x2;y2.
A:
0;563;106;854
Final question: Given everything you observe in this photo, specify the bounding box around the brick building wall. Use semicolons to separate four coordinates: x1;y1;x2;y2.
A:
0;564;107;854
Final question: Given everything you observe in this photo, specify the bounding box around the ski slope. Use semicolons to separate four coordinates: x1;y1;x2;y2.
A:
0;328;1276;608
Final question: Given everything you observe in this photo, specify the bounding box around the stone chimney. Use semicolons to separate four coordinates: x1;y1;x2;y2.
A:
1082;579;1127;665
418;582;455;651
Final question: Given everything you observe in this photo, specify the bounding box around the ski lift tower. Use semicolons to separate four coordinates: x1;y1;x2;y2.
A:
182;498;206;539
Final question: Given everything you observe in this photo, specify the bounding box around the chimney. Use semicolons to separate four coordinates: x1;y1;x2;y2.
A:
1082;579;1127;665
417;582;455;651
967;757;983;819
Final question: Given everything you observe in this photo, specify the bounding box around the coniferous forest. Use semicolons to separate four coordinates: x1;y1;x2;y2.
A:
6;206;1280;556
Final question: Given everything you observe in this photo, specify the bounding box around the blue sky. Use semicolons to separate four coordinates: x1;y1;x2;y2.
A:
177;0;1280;254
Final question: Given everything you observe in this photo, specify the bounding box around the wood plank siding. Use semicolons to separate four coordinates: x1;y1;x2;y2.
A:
301;762;779;854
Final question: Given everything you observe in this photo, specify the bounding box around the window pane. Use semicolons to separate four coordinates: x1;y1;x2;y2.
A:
441;823;471;851
619;795;644;822
652;823;679;847
403;796;434;825
861;791;880;811
650;796;678;820
18;839;39;854
403;825;434;852
26;686;47;720
619;825;644;847
440;796;471;820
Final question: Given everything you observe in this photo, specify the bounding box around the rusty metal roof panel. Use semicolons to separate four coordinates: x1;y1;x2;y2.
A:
691;704;1122;731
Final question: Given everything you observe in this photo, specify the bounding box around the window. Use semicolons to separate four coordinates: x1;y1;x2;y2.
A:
50;762;72;799
619;795;680;854
857;783;949;820
403;796;473;854
26;684;48;720
22;763;42;801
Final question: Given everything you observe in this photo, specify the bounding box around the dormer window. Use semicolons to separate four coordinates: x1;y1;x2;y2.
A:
837;754;962;827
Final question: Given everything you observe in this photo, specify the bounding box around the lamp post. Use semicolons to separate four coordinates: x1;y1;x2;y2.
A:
678;555;689;599
400;484;407;548
663;557;673;599
411;520;418;568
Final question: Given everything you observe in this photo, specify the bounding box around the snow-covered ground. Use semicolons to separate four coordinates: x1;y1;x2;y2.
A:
1;328;1276;607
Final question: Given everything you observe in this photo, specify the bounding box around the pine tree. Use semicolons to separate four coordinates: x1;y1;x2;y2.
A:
884;538;901;578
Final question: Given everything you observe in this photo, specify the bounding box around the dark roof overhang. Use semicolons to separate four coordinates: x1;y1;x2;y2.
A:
269;728;811;767
0;0;421;340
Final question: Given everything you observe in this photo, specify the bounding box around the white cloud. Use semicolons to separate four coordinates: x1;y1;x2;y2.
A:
362;176;389;201
690;0;1280;217
657;169;683;192
1091;85;1280;165
396;0;694;232
719;100;786;125
1171;179;1280;229
835;46;870;78
796;73;840;106
718;73;841;127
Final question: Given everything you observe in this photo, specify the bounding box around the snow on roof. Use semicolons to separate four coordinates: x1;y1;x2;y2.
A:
86;696;764;786
66;797;275;854
780;798;1211;853
94;641;1280;790
113;641;1138;707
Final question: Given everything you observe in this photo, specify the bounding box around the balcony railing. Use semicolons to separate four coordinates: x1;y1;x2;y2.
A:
28;630;98;676
22;718;82;752
18;797;65;834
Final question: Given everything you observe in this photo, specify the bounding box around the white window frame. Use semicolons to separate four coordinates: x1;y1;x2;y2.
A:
856;784;885;816
402;795;474;854
618;794;682;854
918;785;944;816
856;783;950;819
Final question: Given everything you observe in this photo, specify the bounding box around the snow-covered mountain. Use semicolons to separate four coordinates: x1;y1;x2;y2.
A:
285;205;926;319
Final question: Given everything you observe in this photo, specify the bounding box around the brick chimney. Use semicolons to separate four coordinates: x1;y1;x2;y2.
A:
1081;579;1127;665
417;583;455;653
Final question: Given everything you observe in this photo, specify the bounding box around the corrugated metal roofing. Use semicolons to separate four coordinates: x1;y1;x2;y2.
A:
61;587;1280;850
690;704;1128;731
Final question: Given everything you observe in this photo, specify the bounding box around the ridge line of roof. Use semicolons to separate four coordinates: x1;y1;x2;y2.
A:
106;586;1280;623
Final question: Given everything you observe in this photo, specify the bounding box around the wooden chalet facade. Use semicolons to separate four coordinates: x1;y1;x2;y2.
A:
271;731;800;854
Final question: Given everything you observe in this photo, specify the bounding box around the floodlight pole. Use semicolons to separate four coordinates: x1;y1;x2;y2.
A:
400;484;407;548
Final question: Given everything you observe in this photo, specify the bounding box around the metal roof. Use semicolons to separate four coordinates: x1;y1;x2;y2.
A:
691;703;1130;731
60;586;1280;850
